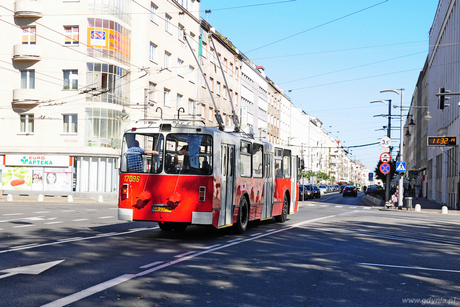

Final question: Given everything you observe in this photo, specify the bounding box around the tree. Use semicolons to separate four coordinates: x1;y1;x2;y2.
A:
374;159;397;182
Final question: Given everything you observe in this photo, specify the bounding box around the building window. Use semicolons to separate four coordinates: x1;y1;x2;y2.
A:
22;26;36;44
150;3;157;23
188;99;194;115
210;77;214;92
230;62;233;76
164;51;171;69
177;58;183;76
189;65;195;83
85;108;121;148
164;88;170;107
64;26;79;45
165;14;172;33
20;114;34;134
63;70;78;90
217;81;221;96
63;114;78;133
149;82;156;103
223;85;227;99
149;42;157;62
223;58;227;72
235;67;239;80
21;70;35;89
178;24;184;41
176;93;183;109
209;107;213;122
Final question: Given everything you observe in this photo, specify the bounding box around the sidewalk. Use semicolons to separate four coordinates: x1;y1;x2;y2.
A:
0;194;117;204
362;194;460;215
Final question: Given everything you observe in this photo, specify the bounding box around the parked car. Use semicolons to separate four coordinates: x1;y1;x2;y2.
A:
366;185;383;196
339;184;347;193
312;185;321;198
304;184;313;199
318;185;328;195
343;185;358;197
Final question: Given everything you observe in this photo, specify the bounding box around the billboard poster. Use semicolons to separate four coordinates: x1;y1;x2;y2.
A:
2;166;32;191
44;168;72;191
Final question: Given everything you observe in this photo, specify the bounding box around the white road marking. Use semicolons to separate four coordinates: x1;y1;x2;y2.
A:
13;225;34;228
72;219;89;222
140;261;164;269
45;222;63;225
98;216;113;219
335;206;343;208
174;251;197;258
359;262;460;274
42;214;338;306
3;213;24;216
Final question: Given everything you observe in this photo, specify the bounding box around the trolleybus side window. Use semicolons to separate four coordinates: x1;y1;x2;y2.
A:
121;133;164;174
240;141;252;177
252;143;263;178
283;149;291;178
165;133;212;175
274;148;283;178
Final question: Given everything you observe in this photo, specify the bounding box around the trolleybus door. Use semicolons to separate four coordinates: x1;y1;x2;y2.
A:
263;152;274;219
219;144;235;226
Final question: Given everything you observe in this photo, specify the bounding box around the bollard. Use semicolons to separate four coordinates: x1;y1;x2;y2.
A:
7;194;13;202
67;195;74;203
415;204;421;212
38;194;44;202
442;206;448;214
98;195;104;203
405;197;413;211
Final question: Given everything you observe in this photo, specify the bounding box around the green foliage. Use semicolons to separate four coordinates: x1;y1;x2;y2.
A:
374;159;397;182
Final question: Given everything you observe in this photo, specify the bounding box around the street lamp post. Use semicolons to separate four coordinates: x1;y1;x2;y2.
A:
381;89;404;208
371;99;392;203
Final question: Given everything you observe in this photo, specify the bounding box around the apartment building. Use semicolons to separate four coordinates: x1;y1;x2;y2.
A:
0;0;201;199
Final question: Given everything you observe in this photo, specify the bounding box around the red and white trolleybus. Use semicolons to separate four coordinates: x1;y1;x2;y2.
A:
118;121;301;233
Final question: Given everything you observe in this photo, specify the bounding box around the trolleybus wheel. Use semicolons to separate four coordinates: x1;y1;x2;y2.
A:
275;194;289;223
235;197;249;234
158;222;173;231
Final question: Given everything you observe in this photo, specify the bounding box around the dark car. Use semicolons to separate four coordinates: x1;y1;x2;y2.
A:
312;185;321;198
343;185;358;197
365;185;383;196
304;184;313;200
298;185;306;201
339;184;347;193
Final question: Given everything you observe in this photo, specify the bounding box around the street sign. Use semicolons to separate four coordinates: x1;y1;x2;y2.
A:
380;137;391;148
380;152;391;163
380;163;391;175
396;162;406;172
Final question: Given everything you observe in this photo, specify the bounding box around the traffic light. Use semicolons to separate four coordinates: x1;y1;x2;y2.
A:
439;87;450;109
439;87;445;109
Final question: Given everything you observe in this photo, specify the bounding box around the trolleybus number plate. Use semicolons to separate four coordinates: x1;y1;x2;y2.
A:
152;205;172;212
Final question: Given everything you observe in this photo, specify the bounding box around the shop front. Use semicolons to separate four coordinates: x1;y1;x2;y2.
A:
2;155;73;196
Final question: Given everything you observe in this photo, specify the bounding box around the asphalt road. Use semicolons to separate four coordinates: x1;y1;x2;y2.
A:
1;192;460;306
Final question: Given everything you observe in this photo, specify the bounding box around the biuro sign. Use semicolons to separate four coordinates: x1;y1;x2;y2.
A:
4;155;72;167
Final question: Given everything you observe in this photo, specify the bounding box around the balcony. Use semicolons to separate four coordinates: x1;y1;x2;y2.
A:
14;0;43;18
13;88;40;104
13;44;42;61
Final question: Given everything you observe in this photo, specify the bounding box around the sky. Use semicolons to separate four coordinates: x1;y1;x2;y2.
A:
199;0;439;172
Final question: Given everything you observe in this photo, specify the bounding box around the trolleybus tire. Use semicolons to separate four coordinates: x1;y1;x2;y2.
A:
235;197;249;234
275;194;289;223
158;222;173;231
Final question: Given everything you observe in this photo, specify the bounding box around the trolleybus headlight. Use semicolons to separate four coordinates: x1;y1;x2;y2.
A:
199;186;206;202
121;184;129;200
